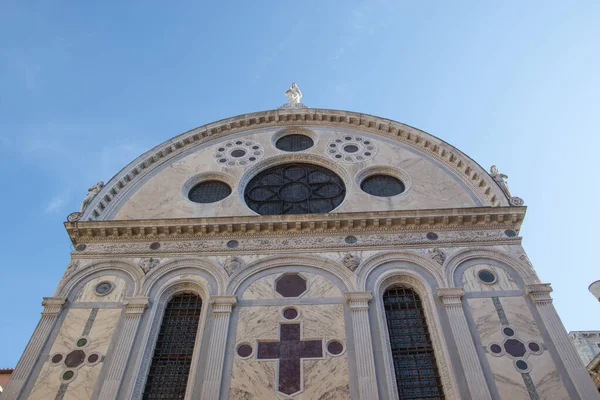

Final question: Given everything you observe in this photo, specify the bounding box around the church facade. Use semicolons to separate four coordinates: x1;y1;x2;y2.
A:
3;94;598;399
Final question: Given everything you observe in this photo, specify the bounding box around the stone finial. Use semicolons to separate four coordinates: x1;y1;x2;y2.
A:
343;253;360;271
138;257;160;274
428;248;446;265
223;257;244;276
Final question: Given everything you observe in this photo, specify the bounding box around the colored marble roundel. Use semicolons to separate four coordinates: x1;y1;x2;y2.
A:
325;135;378;163
275;274;307;297
327;341;344;355
213;139;264;167
236;344;253;358
282;307;299;320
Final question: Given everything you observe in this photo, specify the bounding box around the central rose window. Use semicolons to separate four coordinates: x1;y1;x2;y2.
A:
244;163;345;215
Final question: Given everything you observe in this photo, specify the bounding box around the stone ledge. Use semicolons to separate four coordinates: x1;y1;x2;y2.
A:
66;206;525;245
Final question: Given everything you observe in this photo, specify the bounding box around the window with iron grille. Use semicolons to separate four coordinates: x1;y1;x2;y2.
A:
383;286;445;400
244;163;345;215
275;134;314;152
142;293;202;400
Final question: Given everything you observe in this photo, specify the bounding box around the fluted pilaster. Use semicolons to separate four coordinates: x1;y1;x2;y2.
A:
200;296;236;400
97;297;149;400
526;284;600;399
1;297;66;400
345;291;379;400
437;288;492;400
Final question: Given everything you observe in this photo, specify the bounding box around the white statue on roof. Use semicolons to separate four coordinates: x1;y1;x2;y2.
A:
285;82;303;105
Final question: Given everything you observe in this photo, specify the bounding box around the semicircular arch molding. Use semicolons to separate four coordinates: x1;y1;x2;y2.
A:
445;248;538;288
79;109;509;221
55;260;142;298
357;251;446;291
141;258;227;297
226;255;356;295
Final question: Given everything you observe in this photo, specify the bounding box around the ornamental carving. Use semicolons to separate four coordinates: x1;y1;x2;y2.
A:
343;253;360;271
223;257;244;276
62;260;80;280
428;248;446;265
138;257;160;274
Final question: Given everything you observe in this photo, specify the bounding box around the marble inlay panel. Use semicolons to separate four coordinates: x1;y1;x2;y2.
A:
469;296;570;400
230;303;348;399
241;272;342;300
28;308;122;400
74;275;126;303
462;264;519;292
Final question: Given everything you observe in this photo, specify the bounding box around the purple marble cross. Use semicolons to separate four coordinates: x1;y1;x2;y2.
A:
257;323;323;395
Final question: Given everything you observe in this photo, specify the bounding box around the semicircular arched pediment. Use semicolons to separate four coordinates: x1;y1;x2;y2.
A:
79;108;511;221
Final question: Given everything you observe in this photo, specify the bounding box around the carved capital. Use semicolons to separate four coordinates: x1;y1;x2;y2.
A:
345;291;373;311
436;288;465;307
41;297;67;316
526;283;553;304
124;297;149;316
210;296;237;314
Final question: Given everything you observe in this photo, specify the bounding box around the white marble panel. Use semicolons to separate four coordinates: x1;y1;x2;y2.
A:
74;275;126;303
462;264;520;292
241;272;342;300
467;298;503;345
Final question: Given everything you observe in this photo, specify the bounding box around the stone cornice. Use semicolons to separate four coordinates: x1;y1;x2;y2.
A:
81;108;512;221
66;206;524;245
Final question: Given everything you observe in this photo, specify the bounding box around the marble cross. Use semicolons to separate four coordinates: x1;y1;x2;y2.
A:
257;323;323;395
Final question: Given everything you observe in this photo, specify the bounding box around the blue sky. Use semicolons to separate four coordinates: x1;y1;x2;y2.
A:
1;1;599;367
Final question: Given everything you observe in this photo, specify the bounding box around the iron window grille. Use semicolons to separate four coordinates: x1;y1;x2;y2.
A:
383;286;445;399
275;134;314;152
142;293;202;400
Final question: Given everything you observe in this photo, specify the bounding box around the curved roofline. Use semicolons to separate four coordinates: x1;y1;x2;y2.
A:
80;108;510;221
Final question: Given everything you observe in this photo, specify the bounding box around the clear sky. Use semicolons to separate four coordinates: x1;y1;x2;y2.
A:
0;1;599;367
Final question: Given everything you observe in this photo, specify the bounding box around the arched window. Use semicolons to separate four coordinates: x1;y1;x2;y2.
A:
383;286;445;399
143;293;202;399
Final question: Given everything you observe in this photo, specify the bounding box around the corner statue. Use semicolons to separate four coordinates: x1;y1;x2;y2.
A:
80;182;104;213
285;82;302;105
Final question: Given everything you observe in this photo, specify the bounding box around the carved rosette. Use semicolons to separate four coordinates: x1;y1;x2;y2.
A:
67;212;82;222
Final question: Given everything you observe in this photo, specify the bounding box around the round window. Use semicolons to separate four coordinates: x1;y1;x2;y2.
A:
478;270;496;284
188;180;232;203
95;282;113;296
244;163;345;215
276;134;314;152
360;175;405;197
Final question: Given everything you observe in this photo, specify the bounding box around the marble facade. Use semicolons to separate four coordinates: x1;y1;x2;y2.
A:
3;107;597;400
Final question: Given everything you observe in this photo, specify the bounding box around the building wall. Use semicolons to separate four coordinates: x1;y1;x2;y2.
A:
569;331;600;366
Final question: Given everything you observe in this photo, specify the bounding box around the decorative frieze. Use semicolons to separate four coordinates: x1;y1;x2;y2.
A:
69;228;520;256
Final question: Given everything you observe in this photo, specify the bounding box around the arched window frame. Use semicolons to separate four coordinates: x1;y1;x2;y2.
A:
129;281;209;400
374;273;458;400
